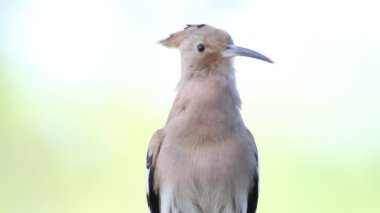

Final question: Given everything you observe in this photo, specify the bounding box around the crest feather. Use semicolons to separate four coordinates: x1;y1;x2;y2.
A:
159;24;206;48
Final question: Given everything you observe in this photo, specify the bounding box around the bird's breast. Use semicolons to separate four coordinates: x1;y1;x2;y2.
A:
156;127;257;213
156;73;257;212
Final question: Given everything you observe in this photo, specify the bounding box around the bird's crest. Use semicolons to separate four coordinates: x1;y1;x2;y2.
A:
159;24;211;48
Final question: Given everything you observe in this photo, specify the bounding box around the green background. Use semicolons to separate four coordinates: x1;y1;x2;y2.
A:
1;0;379;212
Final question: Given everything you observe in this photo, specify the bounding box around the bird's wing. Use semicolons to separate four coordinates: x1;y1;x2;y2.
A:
246;129;259;213
146;129;164;213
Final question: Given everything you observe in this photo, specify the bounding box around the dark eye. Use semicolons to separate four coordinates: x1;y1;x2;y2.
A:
197;43;205;52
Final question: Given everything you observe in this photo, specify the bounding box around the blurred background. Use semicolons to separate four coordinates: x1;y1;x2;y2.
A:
0;0;379;212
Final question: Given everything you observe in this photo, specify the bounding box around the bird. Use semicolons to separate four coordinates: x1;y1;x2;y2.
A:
146;24;273;213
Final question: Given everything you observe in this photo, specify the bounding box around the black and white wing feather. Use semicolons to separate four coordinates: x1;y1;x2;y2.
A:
247;129;259;213
146;129;163;213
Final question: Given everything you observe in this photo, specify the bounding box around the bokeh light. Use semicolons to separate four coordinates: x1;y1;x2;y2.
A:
1;0;379;212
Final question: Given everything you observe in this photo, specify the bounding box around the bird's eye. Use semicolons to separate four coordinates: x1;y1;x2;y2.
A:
197;43;205;52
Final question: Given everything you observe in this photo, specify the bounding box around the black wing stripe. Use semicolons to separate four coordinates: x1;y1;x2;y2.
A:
247;175;259;213
147;153;160;213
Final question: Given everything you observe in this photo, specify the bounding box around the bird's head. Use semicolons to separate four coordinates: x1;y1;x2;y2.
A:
160;24;273;71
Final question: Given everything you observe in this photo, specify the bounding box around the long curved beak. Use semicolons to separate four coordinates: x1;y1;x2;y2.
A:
223;45;273;63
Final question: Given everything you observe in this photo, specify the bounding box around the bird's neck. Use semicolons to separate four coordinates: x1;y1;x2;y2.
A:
165;63;244;140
